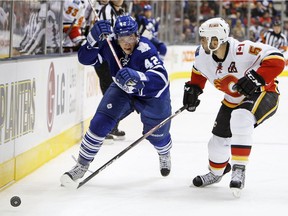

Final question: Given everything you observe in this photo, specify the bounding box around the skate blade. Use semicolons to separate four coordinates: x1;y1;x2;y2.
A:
231;187;242;198
103;139;114;145
112;136;125;141
60;174;79;189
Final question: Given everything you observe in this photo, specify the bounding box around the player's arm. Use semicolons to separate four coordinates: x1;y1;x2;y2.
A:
115;50;168;97
78;20;112;65
115;60;168;97
183;66;207;112
233;52;285;96
256;53;285;83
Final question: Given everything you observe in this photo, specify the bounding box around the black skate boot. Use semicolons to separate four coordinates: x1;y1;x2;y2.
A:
110;127;125;140
230;164;246;198
159;152;171;177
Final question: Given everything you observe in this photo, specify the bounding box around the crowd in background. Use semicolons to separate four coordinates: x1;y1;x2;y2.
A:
0;0;288;59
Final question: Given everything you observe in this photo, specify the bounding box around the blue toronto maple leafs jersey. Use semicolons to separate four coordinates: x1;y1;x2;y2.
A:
78;36;170;98
137;15;159;38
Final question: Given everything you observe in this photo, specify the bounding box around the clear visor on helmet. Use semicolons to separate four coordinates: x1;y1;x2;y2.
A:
117;34;138;44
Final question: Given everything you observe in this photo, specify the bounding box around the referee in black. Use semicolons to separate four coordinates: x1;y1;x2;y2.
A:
94;0;126;141
258;20;287;52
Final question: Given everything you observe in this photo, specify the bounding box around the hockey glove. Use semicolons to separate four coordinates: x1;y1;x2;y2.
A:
87;20;112;47
233;69;265;97
183;82;203;112
115;68;149;94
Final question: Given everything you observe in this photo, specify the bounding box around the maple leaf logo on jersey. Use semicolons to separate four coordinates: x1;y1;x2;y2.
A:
137;42;151;53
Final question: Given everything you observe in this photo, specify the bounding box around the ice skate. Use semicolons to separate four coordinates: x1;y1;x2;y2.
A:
103;134;114;144
60;162;89;188
159;152;171;177
109;127;125;140
192;163;231;187
230;164;246;198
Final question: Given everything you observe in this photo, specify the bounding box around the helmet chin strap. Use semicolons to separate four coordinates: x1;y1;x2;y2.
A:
207;37;221;52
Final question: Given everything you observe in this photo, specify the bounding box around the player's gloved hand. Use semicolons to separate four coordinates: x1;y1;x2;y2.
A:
115;68;149;94
87;20;112;47
183;82;203;112
233;69;265;96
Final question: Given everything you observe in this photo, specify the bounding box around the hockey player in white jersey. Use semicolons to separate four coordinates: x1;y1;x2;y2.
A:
62;0;87;51
182;17;285;197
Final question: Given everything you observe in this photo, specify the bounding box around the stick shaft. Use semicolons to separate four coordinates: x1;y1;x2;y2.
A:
77;106;186;188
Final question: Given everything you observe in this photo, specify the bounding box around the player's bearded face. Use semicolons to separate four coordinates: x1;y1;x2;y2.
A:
118;34;138;55
200;37;219;54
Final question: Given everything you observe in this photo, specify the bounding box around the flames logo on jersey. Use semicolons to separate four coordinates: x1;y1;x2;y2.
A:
216;62;223;74
213;75;241;97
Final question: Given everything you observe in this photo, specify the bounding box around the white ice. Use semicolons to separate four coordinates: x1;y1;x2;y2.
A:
0;78;288;216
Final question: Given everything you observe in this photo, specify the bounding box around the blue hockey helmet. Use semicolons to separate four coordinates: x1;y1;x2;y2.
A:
114;15;138;37
144;4;152;11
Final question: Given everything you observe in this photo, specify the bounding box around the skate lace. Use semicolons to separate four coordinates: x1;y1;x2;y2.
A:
231;168;244;182
201;172;221;185
71;155;92;174
159;154;171;169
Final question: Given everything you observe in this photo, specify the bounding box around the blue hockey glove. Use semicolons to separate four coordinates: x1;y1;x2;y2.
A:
183;82;203;112
115;68;149;94
87;20;112;47
233;69;265;97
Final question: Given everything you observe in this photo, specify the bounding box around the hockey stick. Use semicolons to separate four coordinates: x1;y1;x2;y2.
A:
87;0;122;69
77;105;187;189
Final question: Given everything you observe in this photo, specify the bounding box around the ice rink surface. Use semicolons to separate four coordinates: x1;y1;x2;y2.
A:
1;77;288;216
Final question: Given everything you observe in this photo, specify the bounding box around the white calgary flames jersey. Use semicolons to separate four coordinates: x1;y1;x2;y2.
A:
192;37;283;106
63;0;87;27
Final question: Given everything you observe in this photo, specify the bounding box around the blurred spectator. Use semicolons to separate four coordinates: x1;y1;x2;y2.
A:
258;20;287;52
182;17;195;43
251;1;266;18
17;1;49;55
259;11;271;25
231;18;245;41
200;1;213;20
249;18;264;42
283;21;288;42
183;1;197;22
267;1;279;18
0;6;9;30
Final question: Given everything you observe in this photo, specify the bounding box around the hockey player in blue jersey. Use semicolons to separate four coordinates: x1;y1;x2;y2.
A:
136;4;167;60
60;15;172;185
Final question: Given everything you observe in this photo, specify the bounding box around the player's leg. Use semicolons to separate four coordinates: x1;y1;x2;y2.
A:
95;61;125;141
136;94;172;177
230;92;279;197
61;83;133;181
193;104;232;187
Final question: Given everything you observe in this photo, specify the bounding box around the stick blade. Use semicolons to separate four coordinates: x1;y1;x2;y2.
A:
60;174;79;189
